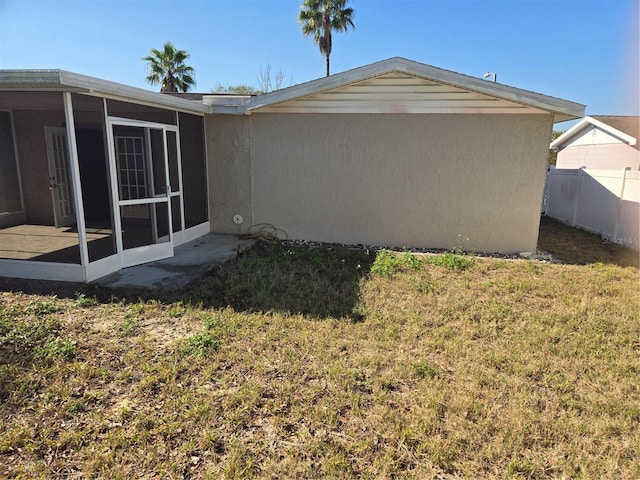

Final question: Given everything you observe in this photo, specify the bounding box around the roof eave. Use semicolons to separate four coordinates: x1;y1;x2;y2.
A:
0;69;211;115
242;57;585;119
0;70;79;91
203;95;253;115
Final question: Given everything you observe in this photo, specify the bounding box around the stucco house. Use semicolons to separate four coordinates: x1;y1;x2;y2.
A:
0;57;584;283
550;116;639;170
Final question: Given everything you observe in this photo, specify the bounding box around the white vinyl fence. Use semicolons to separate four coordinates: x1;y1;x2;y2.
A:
543;167;640;250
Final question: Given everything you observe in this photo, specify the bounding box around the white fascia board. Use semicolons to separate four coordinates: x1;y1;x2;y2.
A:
243;57;585;120
203;95;253;114
0;70;77;90
203;95;252;106
0;69;210;115
209;105;251;114
550;117;593;149
550;116;637;149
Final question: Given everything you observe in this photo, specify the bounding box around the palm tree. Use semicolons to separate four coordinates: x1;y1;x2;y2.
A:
298;0;355;77
143;42;196;92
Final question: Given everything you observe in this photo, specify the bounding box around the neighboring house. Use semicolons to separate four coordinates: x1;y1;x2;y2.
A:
545;115;639;249
550;116;639;170
0;57;584;283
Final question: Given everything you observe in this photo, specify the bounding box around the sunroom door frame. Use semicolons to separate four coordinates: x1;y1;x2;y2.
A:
105;116;184;269
44;126;76;227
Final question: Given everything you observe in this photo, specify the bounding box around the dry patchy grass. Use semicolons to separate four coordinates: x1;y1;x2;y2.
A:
0;224;639;479
538;216;639;268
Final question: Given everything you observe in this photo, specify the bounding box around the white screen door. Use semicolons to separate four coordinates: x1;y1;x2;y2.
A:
45;127;76;227
109;120;176;268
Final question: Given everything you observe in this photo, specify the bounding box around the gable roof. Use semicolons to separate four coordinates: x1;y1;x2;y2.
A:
206;57;584;121
0;69;210;115
550;115;639;150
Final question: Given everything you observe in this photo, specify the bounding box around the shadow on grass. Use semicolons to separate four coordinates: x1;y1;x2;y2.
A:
0;242;378;321
184;242;377;320
538;216;639;268
4;216;635;318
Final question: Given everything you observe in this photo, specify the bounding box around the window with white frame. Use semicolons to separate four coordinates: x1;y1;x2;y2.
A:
115;136;148;218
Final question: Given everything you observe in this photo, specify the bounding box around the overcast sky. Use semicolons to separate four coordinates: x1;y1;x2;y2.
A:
1;0;638;124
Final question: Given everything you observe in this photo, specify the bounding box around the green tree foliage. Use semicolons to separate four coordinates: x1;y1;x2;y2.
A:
298;0;355;77
142;42;195;93
548;130;565;166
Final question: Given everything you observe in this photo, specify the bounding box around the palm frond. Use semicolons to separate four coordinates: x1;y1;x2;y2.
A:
298;0;355;76
142;41;196;92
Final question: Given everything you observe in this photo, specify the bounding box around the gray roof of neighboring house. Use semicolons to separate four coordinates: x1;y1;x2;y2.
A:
590;116;640;150
205;57;585;121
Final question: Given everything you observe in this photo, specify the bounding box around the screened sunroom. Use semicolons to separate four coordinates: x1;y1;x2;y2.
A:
0;70;210;282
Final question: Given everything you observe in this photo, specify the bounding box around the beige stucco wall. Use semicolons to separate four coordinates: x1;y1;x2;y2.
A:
208;112;553;253
556;144;640;170
206;114;254;234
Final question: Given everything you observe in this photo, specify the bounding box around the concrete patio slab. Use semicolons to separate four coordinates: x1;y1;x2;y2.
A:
94;233;254;291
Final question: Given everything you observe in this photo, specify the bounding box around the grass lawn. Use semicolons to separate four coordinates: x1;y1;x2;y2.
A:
1;218;638;479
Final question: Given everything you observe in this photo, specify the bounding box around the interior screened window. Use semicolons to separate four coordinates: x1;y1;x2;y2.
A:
115;136;148;218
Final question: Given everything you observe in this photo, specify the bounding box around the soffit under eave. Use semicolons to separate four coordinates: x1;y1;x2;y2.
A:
552;112;582;123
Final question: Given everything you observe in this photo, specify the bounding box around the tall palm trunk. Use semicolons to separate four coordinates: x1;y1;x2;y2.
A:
322;14;332;76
